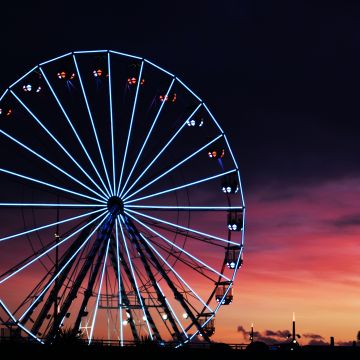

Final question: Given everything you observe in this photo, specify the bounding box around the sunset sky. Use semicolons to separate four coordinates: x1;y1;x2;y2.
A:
1;0;360;346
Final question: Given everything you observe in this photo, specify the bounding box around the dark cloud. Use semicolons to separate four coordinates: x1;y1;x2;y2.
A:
237;325;332;346
302;333;324;340
237;325;248;337
238;325;292;345
265;329;291;338
331;214;360;228
337;341;356;346
256;336;281;345
308;340;328;346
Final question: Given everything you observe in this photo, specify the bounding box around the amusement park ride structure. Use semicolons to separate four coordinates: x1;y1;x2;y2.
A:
0;50;245;346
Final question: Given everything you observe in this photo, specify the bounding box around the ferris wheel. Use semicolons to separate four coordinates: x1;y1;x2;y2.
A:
0;50;245;346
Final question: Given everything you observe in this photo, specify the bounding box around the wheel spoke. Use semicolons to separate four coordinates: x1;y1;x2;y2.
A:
117;217;154;339
10;90;108;200
0;167;105;204
18;213;108;322
125;208;239;246
116;61;144;196
119;77;176;198
121;103;202;199
114;222;124;346
0;203;104;208
0;210;107;283
89;238;110;345
39;67;111;198
125;205;242;211
107;52;116;195
73;54;113;195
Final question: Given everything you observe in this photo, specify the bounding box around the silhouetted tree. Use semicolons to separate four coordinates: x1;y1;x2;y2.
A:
52;327;83;346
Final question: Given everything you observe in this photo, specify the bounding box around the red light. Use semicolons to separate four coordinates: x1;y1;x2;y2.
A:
128;77;137;85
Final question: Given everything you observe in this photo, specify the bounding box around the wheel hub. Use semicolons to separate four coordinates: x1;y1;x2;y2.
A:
107;196;124;215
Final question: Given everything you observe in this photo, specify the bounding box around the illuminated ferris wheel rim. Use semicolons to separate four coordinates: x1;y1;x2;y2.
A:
0;49;246;346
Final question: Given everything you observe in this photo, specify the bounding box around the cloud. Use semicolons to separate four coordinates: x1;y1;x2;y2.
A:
237;325;292;345
337;341;355;346
265;329;290;338
237;325;248;337
237;326;332;346
302;333;324;340
307;340;328;346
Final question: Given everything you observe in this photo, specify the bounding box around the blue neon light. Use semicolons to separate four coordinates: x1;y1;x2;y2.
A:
73;54;113;195
117;61;144;196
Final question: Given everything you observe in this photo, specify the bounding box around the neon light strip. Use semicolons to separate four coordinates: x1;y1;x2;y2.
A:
108;52;116;195
89;238;110;345
175;77;202;102
117;61;144;195
144;59;174;77
117;217;153;339
73;54;113;195
0;300;44;344
115;223;124;346
0;128;107;201
121;103;202;199
0;203;104;208
124;168;237;204
19;213;108;322
203;102;223;133
126;205;243;211
73;50;108;54
125;209;239;246
39;52;72;66
119;77;176;197
0;210;107;282
139;233;213;312
39;67;111;198
0;89;9;101
10;90;107;199
9;66;38;88
109;50;142;60
0;167;106;204
124;134;223;201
